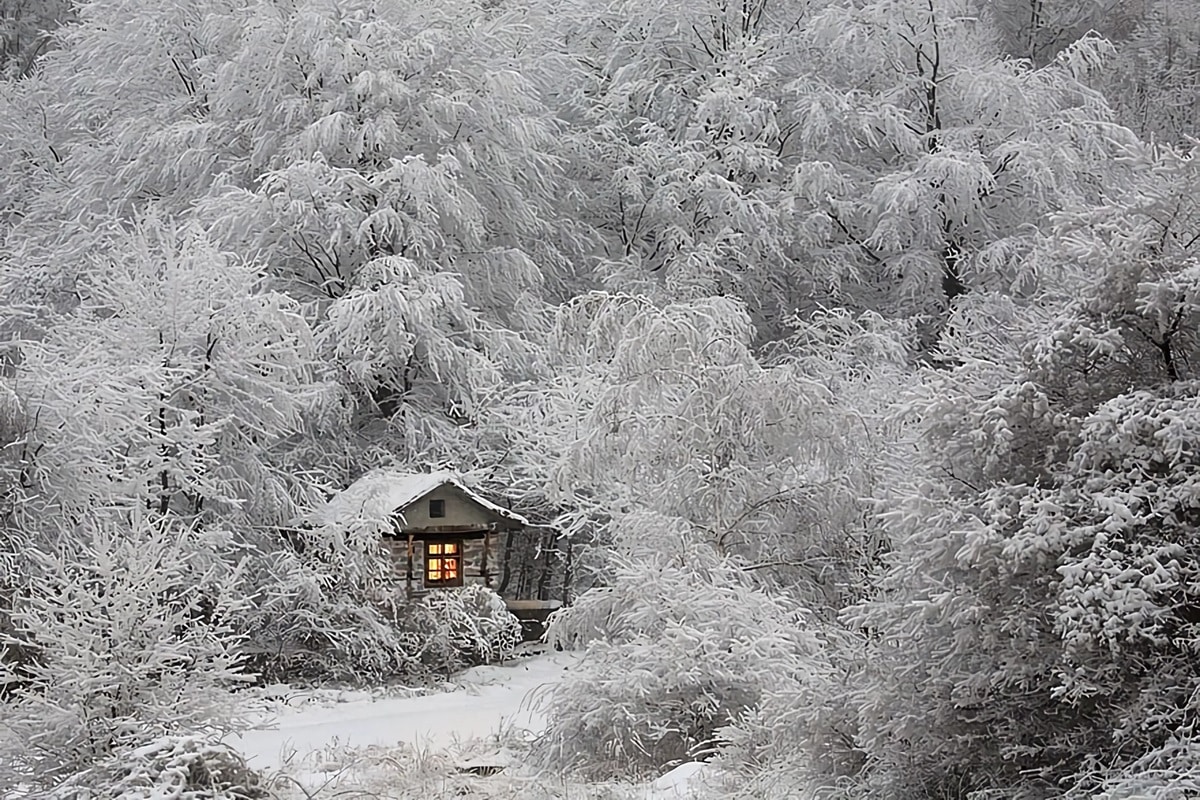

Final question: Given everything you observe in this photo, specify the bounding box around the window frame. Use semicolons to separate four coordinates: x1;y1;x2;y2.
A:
424;539;464;587
428;498;446;518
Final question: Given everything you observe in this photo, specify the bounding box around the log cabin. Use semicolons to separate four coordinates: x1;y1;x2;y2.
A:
313;469;527;597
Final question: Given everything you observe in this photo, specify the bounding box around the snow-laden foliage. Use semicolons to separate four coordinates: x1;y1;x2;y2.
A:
3;0;567;293
45;735;265;800
403;585;522;675
1;0;565;476
781;0;1142;327
190;0;568;307
713;628;867;797
15;218;332;529
0;513;249;791
538;0;809;328
1013;384;1200;711
526;0;1142;345
537;532;825;781
319;254;531;428
233;547;416;685
1;0;1199;796
840;145;1200;798
489;292;904;609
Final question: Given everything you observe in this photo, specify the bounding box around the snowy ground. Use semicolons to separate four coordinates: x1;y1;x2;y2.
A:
229;647;725;799
232;648;568;770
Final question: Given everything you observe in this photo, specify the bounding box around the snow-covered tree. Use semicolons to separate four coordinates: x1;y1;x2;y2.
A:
782;0;1143;331
486;291;904;611
317;254;532;452
1;0;567;460
177;0;567;453
0;512;249;791
0;0;71;77
525;0;817;333
0;0;240;306
14;218;332;529
193;0;569;307
844;143;1200;798
526;0;1141;347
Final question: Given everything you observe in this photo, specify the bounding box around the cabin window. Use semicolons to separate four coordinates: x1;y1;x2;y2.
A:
429;498;446;518
425;541;462;587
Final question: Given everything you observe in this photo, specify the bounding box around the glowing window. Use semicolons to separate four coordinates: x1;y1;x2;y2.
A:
425;541;462;587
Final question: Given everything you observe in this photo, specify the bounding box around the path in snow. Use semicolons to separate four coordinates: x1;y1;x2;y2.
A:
230;649;574;771
228;649;733;799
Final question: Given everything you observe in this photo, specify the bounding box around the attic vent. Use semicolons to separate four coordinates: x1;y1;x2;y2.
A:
429;498;446;518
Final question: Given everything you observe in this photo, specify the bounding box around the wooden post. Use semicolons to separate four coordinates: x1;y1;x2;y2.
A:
536;528;558;601
497;524;515;596
405;533;415;599
561;534;573;606
482;527;492;588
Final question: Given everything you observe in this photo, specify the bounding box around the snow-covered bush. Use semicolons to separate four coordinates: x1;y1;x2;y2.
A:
713;625;865;794
0;514;250;791
399;585;522;676
237;551;520;683
47;735;265;800
534;543;824;781
234;548;420;684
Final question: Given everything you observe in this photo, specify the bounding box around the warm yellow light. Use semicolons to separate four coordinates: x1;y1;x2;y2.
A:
425;541;462;584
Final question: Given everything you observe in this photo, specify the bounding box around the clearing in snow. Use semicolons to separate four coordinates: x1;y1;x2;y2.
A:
231;648;571;770
229;647;728;798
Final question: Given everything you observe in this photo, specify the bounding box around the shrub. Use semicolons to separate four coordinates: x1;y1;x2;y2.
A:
47;735;265;800
234;548;420;684
0;514;249;791
399;585;522;676
237;564;521;684
533;546;824;781
423;584;522;667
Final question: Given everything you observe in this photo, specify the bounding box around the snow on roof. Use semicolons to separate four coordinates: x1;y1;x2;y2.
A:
312;469;528;528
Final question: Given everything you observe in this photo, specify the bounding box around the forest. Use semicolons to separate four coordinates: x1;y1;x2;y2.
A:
1;0;1199;797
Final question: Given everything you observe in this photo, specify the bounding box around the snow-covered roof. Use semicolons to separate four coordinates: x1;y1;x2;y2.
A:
312;469;528;528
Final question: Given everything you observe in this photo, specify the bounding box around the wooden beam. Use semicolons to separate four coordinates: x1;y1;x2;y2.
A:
405;533;415;599
482;528;491;588
395;525;491;537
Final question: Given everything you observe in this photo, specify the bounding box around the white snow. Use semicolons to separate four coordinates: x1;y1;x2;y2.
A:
645;762;726;799
311;468;528;527
230;649;570;770
228;649;738;798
